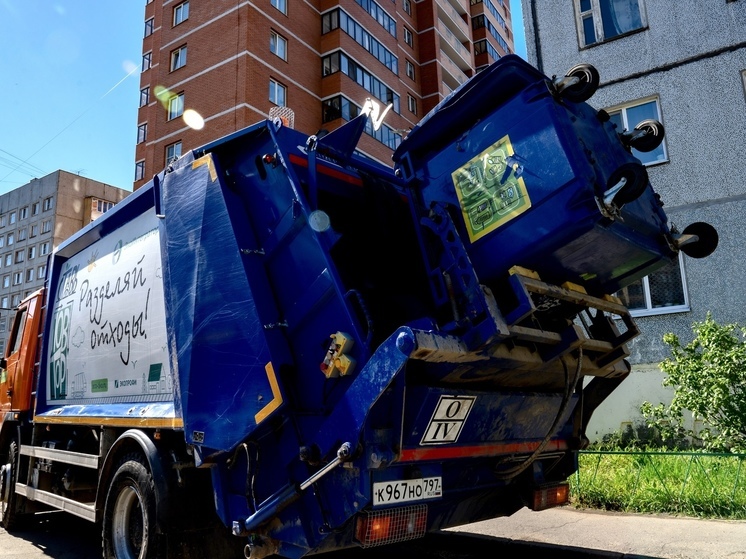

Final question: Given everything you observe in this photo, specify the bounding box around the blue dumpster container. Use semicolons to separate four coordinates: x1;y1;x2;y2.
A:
393;54;676;296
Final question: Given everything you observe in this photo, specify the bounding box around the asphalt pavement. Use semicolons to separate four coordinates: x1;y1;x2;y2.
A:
449;505;746;558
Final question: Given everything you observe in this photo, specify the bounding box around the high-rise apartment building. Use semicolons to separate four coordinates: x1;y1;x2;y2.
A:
134;0;515;189
0;171;130;354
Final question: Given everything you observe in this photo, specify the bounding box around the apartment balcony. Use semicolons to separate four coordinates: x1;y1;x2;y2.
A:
435;0;471;44
439;49;469;90
437;20;473;71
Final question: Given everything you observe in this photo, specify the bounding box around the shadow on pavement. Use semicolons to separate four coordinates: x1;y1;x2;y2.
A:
3;514;664;559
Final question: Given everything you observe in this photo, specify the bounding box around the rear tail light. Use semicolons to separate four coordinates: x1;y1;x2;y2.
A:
354;504;427;548
531;482;570;511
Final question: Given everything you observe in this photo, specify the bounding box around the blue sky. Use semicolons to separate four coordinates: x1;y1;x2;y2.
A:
0;1;526;197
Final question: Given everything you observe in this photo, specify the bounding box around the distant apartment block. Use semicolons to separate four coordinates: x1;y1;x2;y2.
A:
0;171;130;354
134;0;515;189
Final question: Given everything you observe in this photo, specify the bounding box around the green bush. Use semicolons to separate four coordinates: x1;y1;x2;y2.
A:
640;314;746;453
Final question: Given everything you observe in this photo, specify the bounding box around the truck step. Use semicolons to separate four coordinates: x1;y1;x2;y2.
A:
15;483;96;522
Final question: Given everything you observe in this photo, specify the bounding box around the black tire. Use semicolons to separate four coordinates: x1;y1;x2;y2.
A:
606;162;649;206
103;454;163;559
0;439;21;531
561;63;600;103
628;119;665;153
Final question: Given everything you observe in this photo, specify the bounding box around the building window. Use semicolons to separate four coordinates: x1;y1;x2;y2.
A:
270;31;287;61
321;51;401;114
405;60;415;80
38;265;47;279
403;27;413;47
142;51;152;72
3;254;10;267
322;9;398;74
19;207;27;220
140;86;150;107
31;202;39;216
9;212;16;225
40;242;50;256
137;123;148;144
271;0;287;15
7;233;13;246
25;268;34;283
2;276;9;289
96;200;115;213
41;220;51;234
14;250;23;264
27;246;36;260
170;45;187;71
30;224;37;238
616;254;688;316
12;272;21;285
0;237;4;248
135;161;145;181
403;0;412;15
168;93;185;120
11;295;19;307
354;0;396;36
269;79;287;106
0;215;5;227
173;1;189;26
17;228;26;241
575;0;645;48
407;94;417;115
607;97;667;166
43;197;53;211
0;297;6;309
144;17;154;37
166;141;183;164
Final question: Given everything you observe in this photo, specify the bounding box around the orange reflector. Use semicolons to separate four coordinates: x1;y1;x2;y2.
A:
354;505;427;548
531;482;570;511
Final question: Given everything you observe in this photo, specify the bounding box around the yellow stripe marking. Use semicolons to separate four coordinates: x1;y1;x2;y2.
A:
192;154;217;181
255;362;283;425
33;416;184;428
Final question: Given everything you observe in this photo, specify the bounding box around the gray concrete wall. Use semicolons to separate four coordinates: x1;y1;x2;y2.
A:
520;0;746;437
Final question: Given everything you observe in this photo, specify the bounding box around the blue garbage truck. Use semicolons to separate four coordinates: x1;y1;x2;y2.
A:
0;55;717;559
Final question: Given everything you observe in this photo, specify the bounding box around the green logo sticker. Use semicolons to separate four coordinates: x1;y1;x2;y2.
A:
451;134;531;242
91;378;108;393
148;363;163;383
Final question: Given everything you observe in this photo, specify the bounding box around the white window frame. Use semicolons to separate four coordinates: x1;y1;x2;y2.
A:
403;0;411;16
12;271;22;285
41;220;51;234
9;212;16;225
405;60;415;80
3;254;10;266
170;45;187;71
26;268;34;283
616;253;689;317
270;31;287;61
19;207;27;220
574;0;646;48
166;141;183;164
168;93;185;120
7;233;13;246
31;202;39;216
17;228;26;241
40;242;50;256
606;96;668;166
43;197;53;211
38;265;47;279
173;1;190;26
27;246;36;260
2;276;9;289
404;27;413;47
407;94;417;115
271;0;287;15
269;79;287;106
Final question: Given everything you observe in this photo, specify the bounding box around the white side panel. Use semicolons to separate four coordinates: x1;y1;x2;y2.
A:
47;211;172;404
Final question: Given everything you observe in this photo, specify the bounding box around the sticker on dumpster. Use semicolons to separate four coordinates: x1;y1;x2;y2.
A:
420;395;476;445
451;134;531;242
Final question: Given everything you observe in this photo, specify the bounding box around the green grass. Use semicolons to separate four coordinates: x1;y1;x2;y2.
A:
569;450;746;519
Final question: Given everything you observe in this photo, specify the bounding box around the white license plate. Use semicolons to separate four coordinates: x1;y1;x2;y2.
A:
372;476;442;506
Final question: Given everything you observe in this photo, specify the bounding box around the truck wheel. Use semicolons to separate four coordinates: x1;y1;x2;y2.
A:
0;439;21;531
103;454;163;559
